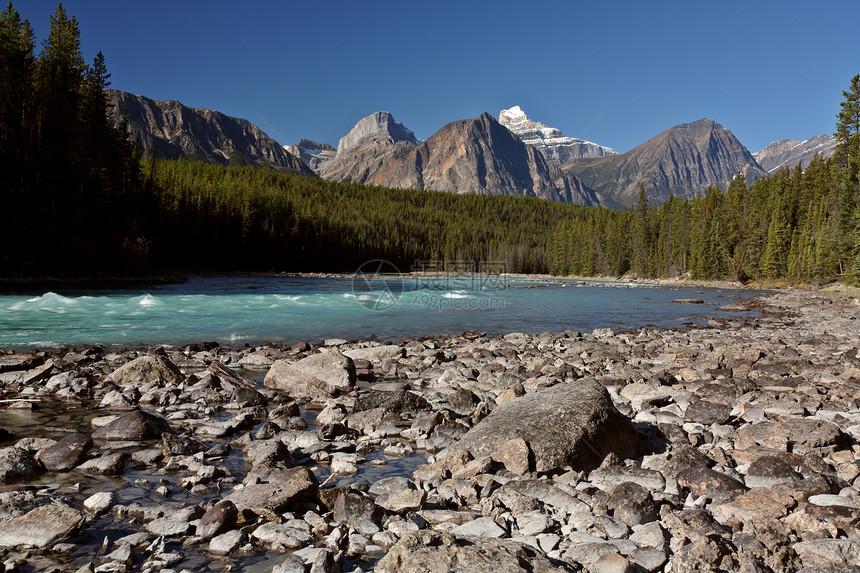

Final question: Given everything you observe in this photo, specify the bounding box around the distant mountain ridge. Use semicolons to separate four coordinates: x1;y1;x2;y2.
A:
285;139;336;171
109;88;822;209
106;90;314;176
321;111;608;206
753;134;837;173
569;118;767;206
499;106;616;163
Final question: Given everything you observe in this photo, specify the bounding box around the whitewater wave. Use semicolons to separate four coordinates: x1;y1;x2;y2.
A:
7;292;81;313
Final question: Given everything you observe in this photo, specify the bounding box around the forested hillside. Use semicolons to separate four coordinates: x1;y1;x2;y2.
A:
1;2;858;284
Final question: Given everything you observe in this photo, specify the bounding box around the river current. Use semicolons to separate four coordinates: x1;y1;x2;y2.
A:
0;275;762;349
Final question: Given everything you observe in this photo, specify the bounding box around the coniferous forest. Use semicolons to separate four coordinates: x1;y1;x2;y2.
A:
2;2;859;284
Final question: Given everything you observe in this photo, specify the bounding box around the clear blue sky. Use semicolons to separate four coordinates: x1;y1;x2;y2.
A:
16;0;860;153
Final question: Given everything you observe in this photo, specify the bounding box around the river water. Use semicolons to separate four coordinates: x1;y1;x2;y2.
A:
0;275;762;349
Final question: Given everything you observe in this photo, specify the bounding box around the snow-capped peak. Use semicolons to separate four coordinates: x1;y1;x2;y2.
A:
500;106;527;121
498;105;617;163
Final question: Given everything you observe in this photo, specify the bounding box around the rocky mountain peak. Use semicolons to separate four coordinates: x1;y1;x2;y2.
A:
498;105;616;164
336;111;419;158
570;117;767;206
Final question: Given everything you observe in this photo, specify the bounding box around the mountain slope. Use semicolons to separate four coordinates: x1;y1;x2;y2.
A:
753;134;837;173
106;90;314;176
499;106;616;162
569;118;767;206
323;112;609;207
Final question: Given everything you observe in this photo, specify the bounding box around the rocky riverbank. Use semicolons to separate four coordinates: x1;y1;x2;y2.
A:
1;290;859;572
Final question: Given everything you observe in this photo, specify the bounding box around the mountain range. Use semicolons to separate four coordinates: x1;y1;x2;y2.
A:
106;90;314;176
108;90;836;208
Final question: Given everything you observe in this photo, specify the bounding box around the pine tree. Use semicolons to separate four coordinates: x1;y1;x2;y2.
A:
0;2;35;192
35;3;86;182
835;75;860;282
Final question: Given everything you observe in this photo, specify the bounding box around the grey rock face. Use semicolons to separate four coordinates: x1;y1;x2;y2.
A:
437;378;641;473
335;111;419;158
106;89;315;176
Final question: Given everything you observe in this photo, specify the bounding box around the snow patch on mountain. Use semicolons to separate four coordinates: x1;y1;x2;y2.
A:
499;106;616;163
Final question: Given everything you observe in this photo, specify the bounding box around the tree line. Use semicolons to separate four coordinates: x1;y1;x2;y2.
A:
2;2;858;284
0;2;145;276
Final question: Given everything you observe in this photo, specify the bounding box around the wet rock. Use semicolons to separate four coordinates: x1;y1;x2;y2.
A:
376;529;577;572
75;451;128;475
0;447;43;481
437;378;641;473
196;499;238;540
354;388;431;415
160;433;206;456
36;432;92;472
208;529;247;556
91;410;174;441
0;505;87;549
333;492;382;536
224;467;318;515
83;491;117;514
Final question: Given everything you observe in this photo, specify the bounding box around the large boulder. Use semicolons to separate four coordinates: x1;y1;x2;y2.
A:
0;505;88;549
106;354;184;387
224;467;318;515
0;447;43;481
264;351;356;400
91;410;174;441
375;529;577;572
36;432;93;471
435;378;641;473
